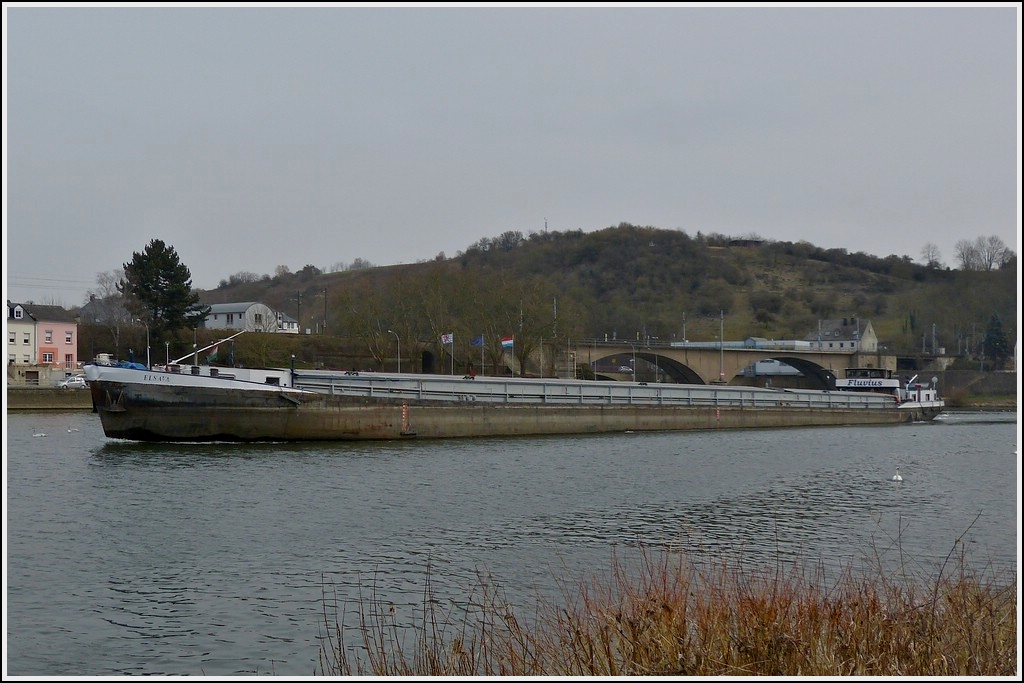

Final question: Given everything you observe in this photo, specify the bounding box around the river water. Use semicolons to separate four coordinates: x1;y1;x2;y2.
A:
4;409;1019;676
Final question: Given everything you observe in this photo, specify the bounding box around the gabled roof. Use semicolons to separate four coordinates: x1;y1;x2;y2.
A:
79;295;132;323
9;302;78;323
803;318;872;342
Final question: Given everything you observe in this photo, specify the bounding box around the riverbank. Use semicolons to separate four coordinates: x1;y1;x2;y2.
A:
945;395;1018;412
320;543;1017;676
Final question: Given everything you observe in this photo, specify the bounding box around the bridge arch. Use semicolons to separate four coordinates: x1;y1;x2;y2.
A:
751;356;836;390
589;350;837;389
591;352;703;383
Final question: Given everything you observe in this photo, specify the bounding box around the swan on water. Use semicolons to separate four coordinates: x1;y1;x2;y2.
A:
32;429;47;437
892;467;903;482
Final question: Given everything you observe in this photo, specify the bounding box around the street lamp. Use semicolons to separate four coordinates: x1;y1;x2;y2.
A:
719;309;725;382
388;329;400;373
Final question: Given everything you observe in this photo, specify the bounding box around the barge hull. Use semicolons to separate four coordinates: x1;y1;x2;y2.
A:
91;385;920;442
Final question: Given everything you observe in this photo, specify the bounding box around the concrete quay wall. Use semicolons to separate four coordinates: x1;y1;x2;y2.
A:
7;387;94;411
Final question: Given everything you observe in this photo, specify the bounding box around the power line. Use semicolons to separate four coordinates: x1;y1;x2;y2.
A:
8;274;96;288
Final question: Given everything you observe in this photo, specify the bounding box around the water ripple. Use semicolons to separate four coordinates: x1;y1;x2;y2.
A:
5;412;1016;675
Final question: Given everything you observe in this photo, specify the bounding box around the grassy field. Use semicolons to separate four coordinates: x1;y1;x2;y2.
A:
318;543;1017;676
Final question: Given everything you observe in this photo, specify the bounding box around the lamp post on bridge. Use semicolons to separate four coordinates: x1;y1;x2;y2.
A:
388;329;400;374
719;310;725;382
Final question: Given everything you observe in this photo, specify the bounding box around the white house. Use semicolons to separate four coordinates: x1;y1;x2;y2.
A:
7;301;37;367
804;318;878;353
203;302;279;332
276;311;300;334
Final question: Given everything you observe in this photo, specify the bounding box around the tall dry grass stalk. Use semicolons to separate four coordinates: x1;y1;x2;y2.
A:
318;542;1017;676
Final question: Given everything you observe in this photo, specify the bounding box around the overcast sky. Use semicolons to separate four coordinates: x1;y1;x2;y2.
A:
4;3;1020;307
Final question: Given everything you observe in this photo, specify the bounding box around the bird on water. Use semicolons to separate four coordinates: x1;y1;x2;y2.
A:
892;467;903;482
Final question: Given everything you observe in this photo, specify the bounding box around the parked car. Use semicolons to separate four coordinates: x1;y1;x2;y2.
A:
58;375;88;390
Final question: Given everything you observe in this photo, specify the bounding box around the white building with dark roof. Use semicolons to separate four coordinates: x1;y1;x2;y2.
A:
275;311;299;334
804;318;877;353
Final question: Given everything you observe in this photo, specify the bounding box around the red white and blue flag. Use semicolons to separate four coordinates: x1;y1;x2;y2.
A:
440;332;454;345
500;336;514;349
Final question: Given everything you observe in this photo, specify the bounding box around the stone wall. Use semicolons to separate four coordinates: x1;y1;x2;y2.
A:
938;370;1017;397
7;387;94;411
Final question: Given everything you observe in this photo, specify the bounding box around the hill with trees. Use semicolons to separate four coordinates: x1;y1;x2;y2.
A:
74;224;1014;374
184;223;1015;371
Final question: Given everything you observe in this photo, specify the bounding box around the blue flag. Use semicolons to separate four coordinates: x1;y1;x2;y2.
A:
471;335;484;347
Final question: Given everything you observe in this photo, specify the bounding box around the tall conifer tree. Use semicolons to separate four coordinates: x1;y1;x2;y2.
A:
118;239;210;339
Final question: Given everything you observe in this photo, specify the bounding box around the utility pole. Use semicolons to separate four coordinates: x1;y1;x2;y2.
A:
322;289;328;334
295;292;302;335
719;310;725;382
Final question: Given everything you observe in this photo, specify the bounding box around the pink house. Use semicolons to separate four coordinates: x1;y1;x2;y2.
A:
7;302;80;370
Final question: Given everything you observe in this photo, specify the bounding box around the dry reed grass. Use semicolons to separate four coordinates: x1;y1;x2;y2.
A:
317;538;1017;677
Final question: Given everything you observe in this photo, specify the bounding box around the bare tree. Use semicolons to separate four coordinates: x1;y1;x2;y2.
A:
88;269;125;302
976;235;1009;270
954;239;981;270
955;235;1013;271
920;242;943;268
84;269;134;352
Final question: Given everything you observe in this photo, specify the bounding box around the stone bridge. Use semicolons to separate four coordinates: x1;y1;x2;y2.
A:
562;341;897;390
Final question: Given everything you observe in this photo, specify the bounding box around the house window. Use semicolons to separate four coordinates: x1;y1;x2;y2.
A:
23;333;31;345
7;332;13;344
65;354;74;369
14;308;23;319
8;355;15;364
227;313;234;324
66;331;73;344
22;355;31;363
254;313;263;326
43;352;54;363
45;330;53;343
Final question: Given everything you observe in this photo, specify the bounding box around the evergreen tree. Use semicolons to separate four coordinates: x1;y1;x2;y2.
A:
981;313;1010;370
118;239;211;339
